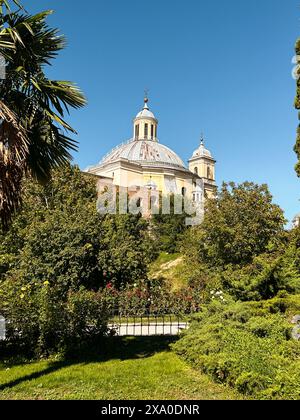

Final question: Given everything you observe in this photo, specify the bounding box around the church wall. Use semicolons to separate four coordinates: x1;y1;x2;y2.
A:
142;173;164;191
119;167;144;189
189;160;215;181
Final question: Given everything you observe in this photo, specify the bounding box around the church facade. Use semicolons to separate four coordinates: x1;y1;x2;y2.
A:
86;97;217;205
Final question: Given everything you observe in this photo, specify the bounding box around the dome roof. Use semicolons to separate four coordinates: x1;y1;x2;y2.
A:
99;139;186;170
192;140;213;159
136;108;156;119
135;98;157;121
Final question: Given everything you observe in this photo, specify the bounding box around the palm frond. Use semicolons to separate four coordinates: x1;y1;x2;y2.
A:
0;99;28;229
27;117;78;184
0;0;23;14
0;5;87;229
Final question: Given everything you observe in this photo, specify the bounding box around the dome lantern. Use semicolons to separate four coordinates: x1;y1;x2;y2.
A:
133;96;158;142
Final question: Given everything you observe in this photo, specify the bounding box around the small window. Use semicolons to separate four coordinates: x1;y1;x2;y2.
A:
207;166;211;179
194;167;198;175
144;124;148;138
135;125;139;139
182;187;186;197
151;125;154;139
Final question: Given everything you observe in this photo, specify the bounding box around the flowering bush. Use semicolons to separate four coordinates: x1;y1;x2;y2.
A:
102;279;202;316
0;278;110;356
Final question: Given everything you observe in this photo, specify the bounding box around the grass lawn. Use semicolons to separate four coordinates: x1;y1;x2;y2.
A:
149;252;187;291
0;337;241;400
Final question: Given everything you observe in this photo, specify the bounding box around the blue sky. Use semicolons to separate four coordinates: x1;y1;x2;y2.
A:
26;0;300;222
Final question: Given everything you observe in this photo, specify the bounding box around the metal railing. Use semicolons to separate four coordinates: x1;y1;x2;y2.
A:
108;313;189;337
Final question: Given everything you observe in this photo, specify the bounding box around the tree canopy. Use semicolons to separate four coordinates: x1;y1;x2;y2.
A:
183;182;286;268
0;165;155;292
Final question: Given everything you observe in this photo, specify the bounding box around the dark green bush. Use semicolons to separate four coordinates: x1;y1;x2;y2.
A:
173;298;300;399
235;372;270;396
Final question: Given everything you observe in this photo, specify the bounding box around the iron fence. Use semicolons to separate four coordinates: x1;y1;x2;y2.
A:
108;312;190;337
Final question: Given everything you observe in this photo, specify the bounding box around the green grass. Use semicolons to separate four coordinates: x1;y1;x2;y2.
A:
149;252;187;291
0;337;241;400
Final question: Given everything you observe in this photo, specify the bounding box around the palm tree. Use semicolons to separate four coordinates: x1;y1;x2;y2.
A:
0;3;86;228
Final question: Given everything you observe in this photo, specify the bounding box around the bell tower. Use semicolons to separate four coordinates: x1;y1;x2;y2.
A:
189;135;217;198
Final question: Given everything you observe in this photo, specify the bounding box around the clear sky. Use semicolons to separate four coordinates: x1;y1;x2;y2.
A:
26;0;300;222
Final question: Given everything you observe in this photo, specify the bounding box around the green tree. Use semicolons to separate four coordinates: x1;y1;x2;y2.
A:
0;2;86;228
0;165;154;292
152;194;191;254
183;182;285;268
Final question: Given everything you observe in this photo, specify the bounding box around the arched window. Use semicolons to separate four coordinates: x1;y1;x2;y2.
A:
144;123;148;138
182;187;186;197
207;166;211;179
135;125;139;139
194;167;198;175
151;124;154;139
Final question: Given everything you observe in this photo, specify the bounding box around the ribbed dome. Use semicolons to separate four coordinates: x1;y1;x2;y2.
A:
100;139;186;169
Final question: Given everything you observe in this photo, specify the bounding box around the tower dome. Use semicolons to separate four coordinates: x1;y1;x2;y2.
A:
192;137;212;158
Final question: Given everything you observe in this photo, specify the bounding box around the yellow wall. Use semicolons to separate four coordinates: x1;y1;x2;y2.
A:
189;159;215;181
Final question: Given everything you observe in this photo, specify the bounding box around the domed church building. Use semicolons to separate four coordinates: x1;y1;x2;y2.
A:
86;97;217;203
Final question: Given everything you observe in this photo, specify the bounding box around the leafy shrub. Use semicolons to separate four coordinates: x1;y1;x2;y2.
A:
173;298;300;399
0;279;110;357
235;372;270;396
221;249;300;301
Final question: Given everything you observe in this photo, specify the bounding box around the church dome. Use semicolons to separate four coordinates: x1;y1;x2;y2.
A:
100;139;186;170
